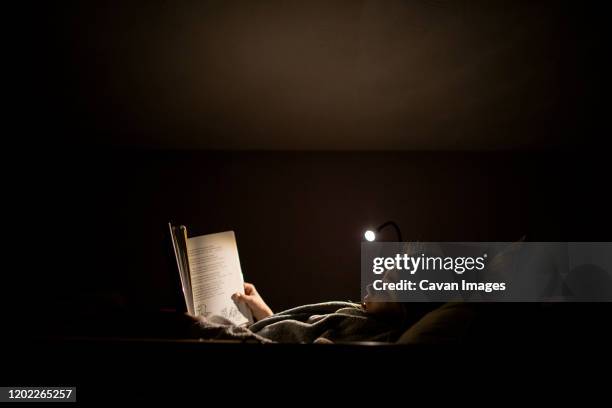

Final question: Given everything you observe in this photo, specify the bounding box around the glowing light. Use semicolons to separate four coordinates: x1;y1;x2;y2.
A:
364;230;376;242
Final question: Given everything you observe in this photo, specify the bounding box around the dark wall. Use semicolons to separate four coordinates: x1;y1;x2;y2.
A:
15;149;608;316
16;0;611;150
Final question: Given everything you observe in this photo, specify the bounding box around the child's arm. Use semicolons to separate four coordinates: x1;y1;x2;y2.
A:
232;282;274;322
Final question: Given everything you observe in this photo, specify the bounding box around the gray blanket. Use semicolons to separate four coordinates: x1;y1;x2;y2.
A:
191;302;405;344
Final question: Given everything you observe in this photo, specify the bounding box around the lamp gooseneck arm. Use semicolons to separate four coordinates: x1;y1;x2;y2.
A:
376;221;402;242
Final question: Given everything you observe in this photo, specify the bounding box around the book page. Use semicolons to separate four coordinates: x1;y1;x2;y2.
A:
186;231;253;325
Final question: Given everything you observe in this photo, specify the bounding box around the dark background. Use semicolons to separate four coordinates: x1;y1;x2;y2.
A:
5;0;611;324
16;0;610;150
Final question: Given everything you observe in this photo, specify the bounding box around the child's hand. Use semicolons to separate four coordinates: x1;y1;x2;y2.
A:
232;282;274;322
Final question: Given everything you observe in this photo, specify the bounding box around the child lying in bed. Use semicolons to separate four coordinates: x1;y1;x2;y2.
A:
188;282;450;344
232;282;411;323
203;241;553;344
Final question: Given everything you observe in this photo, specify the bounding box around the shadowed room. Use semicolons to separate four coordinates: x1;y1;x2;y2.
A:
4;0;612;399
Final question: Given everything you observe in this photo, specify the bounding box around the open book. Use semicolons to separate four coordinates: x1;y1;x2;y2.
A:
168;223;253;326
